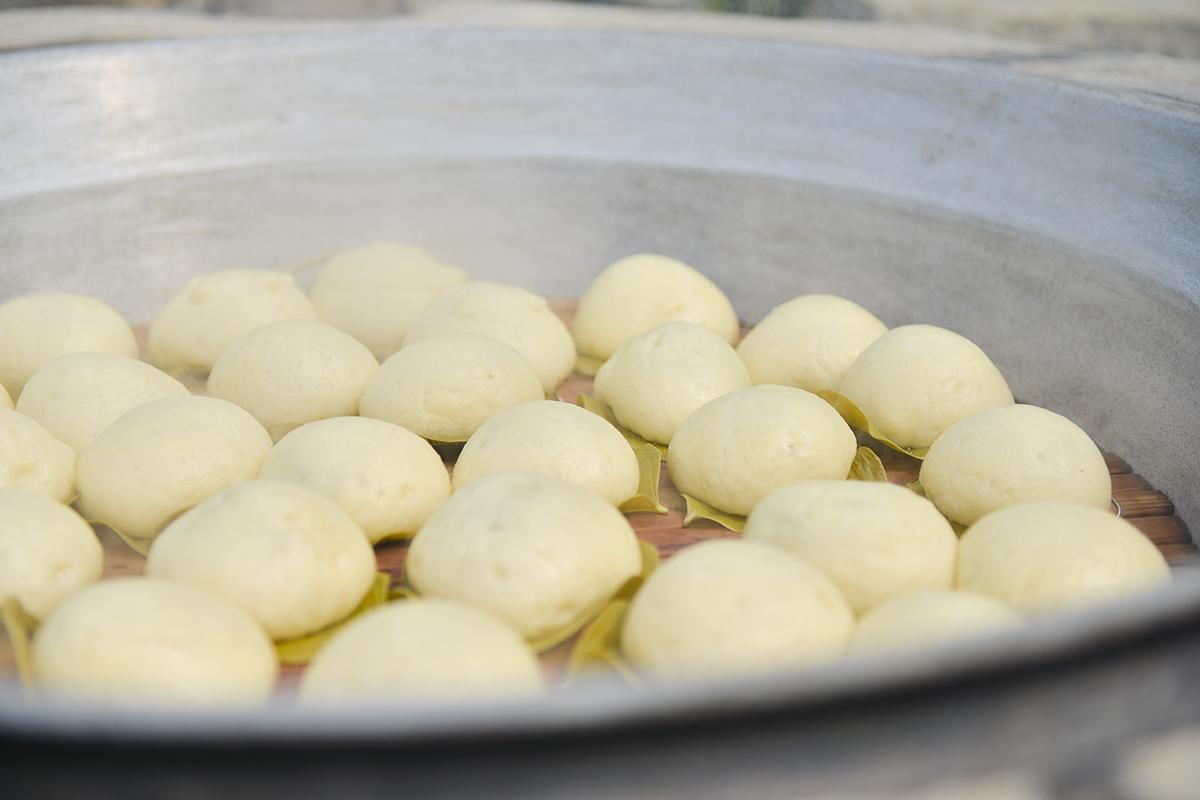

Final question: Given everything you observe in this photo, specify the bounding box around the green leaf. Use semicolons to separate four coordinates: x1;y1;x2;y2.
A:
618;442;669;515
527;538;659;653
87;521;154;557
1;597;37;696
564;600;640;685
388;584;419;601
275;572;392;665
373;530;417;545
907;479;966;534
848;446;888;482
682;494;746;532
815;389;929;460
565;539;660;684
575;353;605;377
576;394;667;455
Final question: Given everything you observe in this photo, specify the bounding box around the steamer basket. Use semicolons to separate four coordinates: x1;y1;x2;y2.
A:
1;28;1198;797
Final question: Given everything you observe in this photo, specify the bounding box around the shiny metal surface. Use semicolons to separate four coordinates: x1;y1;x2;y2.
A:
1;28;1199;795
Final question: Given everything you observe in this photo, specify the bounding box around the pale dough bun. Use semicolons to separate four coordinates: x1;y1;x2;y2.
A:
0;293;137;398
593;322;751;444
261;417;450;542
17;353;190;452
406;473;641;643
957;501;1170;614
359;334;543;443
146;480;376;641
453;400;639;506
849;590;1021;652
621;539;853;676
571;254;739;362
309;243;466;361
920;404;1111;527
148;269;317;375
0;409;75;503
33;577;277;706
299;599;543;702
403;282;575;393
207;319;379;441
76;396;272;541
737;294;887;393
668;385;857;516
838;324;1013;451
0;384;11;410
743;481;957;614
0;489;102;620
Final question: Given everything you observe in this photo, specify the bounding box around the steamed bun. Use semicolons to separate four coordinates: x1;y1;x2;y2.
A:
261;417;450;542
309;243;465;361
359;334;543;443
149;270;316;375
0;409;75;503
737;294;886;393
453;400;639;506
850;590;1021;652
146;480;376;640
743;481;957;614
0;293;137;398
33;577;277;705
838;324;1013;451
299;600;542;701
920;404;1111;527
406;473;641;643
17;353;189;452
572;254;738;366
0;489;102;620
594;322;750;444
957;502;1170;613
668;385;856;516
404;282;575;393
76;396;272;542
207;319;379;441
622;539;853;676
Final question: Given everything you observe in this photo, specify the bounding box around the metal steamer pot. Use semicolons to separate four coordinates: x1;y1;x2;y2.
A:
1;28;1198;797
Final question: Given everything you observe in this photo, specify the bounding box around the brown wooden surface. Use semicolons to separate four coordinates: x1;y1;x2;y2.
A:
5;303;1195;682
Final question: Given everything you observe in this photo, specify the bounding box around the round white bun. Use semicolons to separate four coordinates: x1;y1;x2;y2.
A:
359;333;543;443
737;294;887;393
0;489;102;620
743;480;957;614
668;385;857;516
309;243;466;361
299;599;543;702
920;404;1112;527
838;324;1013;451
404;282;575;394
850;590;1021;652
594;322;750;445
33;577;277;706
207;319;379;441
146;480;377;641
957;501;1170;614
406;473;641;643
148;269;316;375
17;353;189;452
571;254;739;363
261;416;450;542
0;409;75;503
76;396;272;541
621;539;853;676
453;400;639;506
0;293;137;398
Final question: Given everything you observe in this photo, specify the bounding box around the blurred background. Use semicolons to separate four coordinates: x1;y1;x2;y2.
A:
1;0;1198;58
